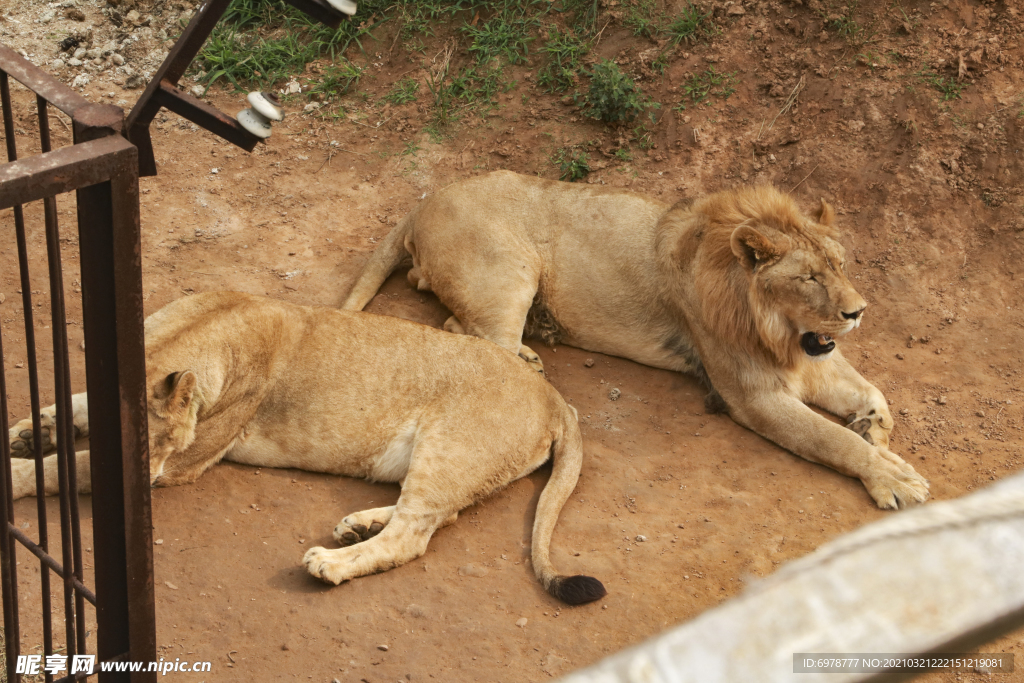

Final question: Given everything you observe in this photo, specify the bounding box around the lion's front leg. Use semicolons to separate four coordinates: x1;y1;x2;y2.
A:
805;355;893;449
10;450;93;500
730;392;928;509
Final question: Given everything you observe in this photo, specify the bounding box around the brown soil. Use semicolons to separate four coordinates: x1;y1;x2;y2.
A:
2;0;1024;681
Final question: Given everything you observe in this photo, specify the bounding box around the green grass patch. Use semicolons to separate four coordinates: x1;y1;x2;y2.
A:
553;146;591;181
196;0;389;91
537;26;590;92
462;2;548;65
383;77;419;104
675;66;736;109
914;66;965;101
664;2;716;45
580;59;659;124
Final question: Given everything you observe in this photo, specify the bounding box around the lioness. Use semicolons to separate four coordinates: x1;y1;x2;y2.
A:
7;291;605;604
343;172;929;509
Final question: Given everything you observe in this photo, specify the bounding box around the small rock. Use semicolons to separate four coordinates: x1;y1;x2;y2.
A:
280;642;289;651
125;74;147;89
125;9;141;24
938;396;947;405
635;535;647;542
52;59;66;69
896;353;904;360
458;563;488;578
584;358;595;368
608;388;621;401
377;644;389;652
976;410;985;417
154;538;163;545
191;85;204;98
65;8;86;21
0;293;5;303
164;581;178;590
74;47;87;59
899;408;909;415
727;4;746;15
71;74;90;88
111;53;124;65
68;58;83;67
516;617;528;628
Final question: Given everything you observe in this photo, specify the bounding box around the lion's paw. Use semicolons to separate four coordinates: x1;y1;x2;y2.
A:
864;449;929;510
518;345;545;375
303;547;347;585
9;412;56;456
333;510;389;547
846;409;892;449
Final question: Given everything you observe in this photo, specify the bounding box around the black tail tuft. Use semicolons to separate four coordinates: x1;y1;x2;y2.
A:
548;575;607;605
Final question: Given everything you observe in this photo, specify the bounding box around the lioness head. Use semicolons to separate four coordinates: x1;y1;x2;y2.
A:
726;188;866;363
146;369;202;486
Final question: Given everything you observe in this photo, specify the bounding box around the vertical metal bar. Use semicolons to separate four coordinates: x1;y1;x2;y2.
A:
0;67;23;683
77;150;155;682
44;184;85;662
37;92;58;683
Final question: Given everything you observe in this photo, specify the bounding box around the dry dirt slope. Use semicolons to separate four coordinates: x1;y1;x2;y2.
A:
1;0;1023;681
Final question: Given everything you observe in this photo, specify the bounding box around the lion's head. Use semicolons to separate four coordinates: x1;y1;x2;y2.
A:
676;186;867;368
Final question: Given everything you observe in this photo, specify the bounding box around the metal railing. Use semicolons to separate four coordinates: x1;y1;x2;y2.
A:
0;44;155;682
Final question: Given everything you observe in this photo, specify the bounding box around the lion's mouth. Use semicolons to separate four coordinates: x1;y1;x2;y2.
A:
801;332;835;356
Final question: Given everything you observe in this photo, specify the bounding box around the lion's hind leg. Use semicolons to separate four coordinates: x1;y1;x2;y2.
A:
334;506;458;547
305;505;453;585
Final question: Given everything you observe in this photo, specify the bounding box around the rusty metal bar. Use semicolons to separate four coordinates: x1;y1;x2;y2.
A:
8;526;97;605
0;44;89;117
126;0;247;175
45;172;84;663
125;0;348;175
0;135;138;209
36;92;58;683
1;67;26;683
154;81;258;152
2;45;154;682
76;145;156;683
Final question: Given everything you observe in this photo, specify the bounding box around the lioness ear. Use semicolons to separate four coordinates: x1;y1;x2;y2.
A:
814;198;835;226
165;371;198;416
730;225;780;271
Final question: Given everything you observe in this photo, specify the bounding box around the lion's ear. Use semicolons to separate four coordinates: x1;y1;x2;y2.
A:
814;198;835;226
730;225;780;271
163;371;198;416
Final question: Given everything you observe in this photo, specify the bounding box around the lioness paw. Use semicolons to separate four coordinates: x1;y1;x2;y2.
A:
9;412;56;456
334;506;394;546
303;547;347;585
518;345;545;375
846;410;892;449
864;449;929;510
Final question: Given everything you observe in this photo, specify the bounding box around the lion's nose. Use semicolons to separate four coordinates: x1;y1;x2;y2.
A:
842;307;865;320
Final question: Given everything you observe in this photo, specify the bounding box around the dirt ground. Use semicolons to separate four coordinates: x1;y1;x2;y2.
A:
2;0;1024;680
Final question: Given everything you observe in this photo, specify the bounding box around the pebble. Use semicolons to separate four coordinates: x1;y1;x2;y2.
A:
111;53;124;65
515;617;528;628
154;538;163;545
68;58;83;67
377;644;389;652
608;388;621;401
896;353;904;360
635;535;647;542
584;358;595;368
164;581;178;590
74;47;86;59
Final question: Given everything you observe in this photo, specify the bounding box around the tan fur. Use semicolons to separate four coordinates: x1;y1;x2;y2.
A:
8;292;603;600
344;172;928;509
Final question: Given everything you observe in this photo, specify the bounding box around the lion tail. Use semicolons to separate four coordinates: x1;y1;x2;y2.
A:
341;213;414;311
532;404;607;605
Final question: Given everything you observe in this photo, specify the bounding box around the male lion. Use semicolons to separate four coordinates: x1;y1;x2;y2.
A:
343;171;928;509
7;291;605;604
